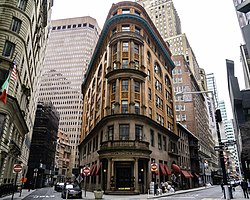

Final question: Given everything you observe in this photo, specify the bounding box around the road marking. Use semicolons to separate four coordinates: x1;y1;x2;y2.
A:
33;195;55;198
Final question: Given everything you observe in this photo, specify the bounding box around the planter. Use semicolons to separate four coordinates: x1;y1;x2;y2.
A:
94;190;104;199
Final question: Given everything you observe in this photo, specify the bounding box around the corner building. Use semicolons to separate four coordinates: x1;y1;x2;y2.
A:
79;1;179;194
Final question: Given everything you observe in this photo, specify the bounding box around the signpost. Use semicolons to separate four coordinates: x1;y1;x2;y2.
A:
81;167;90;197
151;163;158;172
214;145;227;151
11;164;23;200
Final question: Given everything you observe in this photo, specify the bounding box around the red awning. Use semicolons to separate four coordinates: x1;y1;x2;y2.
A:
164;164;171;175
95;162;102;175
159;163;167;176
181;170;191;178
171;164;181;173
90;165;97;176
187;171;193;178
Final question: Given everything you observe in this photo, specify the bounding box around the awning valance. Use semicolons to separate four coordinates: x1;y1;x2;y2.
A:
181;170;191;178
164;164;171;175
90;165;97;176
95;162;102;175
159;163;167;176
171;164;181;173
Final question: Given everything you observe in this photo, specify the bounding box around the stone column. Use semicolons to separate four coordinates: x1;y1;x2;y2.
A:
105;82;110;116
134;158;139;192
107;159;111;191
117;41;121;68
130;78;135;113
141;81;146;115
115;79;120;113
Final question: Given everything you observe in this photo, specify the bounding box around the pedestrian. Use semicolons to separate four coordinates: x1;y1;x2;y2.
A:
221;182;224;193
247;179;250;194
241;178;249;198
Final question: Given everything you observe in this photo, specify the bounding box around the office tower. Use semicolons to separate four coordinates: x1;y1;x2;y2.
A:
233;0;250;88
226;59;249;179
218;100;240;175
79;1;179;194
26;102;59;188
206;73;219;109
39;17;100;176
0;0;53;186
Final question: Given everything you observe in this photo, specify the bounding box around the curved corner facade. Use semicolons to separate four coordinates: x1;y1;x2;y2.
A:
0;0;52;186
79;2;179;194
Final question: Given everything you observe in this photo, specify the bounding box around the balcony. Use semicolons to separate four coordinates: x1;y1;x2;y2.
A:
236;0;250;13
99;140;150;152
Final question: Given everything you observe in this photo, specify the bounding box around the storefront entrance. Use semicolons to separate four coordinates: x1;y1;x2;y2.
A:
115;162;133;190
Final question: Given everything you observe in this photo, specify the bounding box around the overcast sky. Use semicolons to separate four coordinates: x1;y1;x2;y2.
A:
51;0;244;118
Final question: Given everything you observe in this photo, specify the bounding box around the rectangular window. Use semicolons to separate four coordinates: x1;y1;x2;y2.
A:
122;8;130;14
108;126;114;140
135;102;140;114
111;82;116;93
149;108;152;118
11;17;22;33
121;100;128;113
17;0;28;11
158;133;162;150
148;70;151;81
134;81;140;92
163;136;167;151
150;130;154;146
121;80;128;91
135;26;141;34
113;43;117;54
2;40;15;58
111;102;115;114
122;59;128;69
134;60;139;70
119;124;129;140
122;41;129;52
134;43;139;54
148;88;151;100
135;125;143;141
122;24;130;32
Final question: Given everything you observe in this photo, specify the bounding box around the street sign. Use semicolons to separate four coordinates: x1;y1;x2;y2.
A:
76;175;83;183
151;163;158;172
13;164;22;173
224;140;237;146
82;167;90;176
214;145;227;151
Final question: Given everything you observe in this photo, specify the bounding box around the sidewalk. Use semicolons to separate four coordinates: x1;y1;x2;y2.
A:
1;185;248;200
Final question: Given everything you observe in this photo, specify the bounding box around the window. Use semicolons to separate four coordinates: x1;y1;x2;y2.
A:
134;81;140;92
148;70;151;81
158;133;162;150
163;136;167;151
149;108;152;118
134;60;139;70
121;100;128;113
122;41;129;52
135;102;140;114
108;126;114;140
135;125;143;141
119;124;129;140
17;0;28;11
135;26;141;34
111;102;115;114
122;8;130;14
134;43;139;54
150;130;154;146
122;24;130;32
113;43;117;54
147;51;151;63
134;10;140;16
0;70;9;87
122;59;128;69
121;80;128;91
154;62;162;76
2;40;15;58
11;17;22;33
111;82;116;93
112;28;117;35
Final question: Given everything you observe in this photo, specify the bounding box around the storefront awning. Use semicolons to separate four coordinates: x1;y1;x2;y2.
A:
95;162;102;175
194;173;199;178
159;163;167;176
187;171;193;178
164;164;171;175
171;164;181;173
181;170;191;178
90;165;97;176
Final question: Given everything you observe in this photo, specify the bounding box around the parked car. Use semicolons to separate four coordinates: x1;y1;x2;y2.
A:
54;182;64;192
61;184;82;199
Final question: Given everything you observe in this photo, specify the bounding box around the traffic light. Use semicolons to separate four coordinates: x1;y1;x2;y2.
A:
215;109;222;122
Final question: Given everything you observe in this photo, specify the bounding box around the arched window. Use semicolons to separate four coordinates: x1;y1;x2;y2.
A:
154;62;162;77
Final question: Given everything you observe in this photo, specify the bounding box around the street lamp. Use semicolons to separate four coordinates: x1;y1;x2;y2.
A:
103;169;106;194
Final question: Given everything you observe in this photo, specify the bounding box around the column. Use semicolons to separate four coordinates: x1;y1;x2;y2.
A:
117;41;121;69
141;82;146;115
108;45;112;71
107;159;111;191
134;158;139;192
130;40;134;69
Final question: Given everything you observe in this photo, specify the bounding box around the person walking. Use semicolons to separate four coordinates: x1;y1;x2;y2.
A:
241;178;249;198
247;179;250;194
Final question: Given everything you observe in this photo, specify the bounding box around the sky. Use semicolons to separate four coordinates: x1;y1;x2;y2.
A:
51;0;244;119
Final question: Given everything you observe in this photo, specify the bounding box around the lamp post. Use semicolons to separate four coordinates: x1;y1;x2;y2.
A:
103;169;106;194
141;168;144;194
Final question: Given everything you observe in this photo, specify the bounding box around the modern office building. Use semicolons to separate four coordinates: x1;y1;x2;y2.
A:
233;0;250;88
0;0;53;189
79;1;180;194
206;73;219;109
218;100;240;175
26;102;59;188
38;17;100;176
226;59;250;179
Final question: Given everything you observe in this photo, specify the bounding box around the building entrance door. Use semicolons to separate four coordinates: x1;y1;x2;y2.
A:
115;162;133;190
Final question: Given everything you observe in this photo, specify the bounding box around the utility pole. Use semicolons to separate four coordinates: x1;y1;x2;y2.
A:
215;109;231;200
